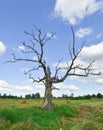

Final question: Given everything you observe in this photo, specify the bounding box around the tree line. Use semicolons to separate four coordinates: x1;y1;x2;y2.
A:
0;93;40;99
0;92;103;99
61;93;103;99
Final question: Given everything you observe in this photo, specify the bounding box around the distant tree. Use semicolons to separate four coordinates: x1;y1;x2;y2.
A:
35;93;40;98
7;27;101;110
84;94;91;99
92;94;96;98
31;93;40;99
69;93;74;98
62;94;68;98
97;93;103;98
8;94;12;98
32;94;35;99
2;94;7;98
25;94;31;99
20;95;23;99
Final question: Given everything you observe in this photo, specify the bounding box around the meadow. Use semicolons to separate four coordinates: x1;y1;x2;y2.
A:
0;98;103;130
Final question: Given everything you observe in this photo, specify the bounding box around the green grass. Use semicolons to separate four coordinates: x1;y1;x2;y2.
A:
0;98;103;130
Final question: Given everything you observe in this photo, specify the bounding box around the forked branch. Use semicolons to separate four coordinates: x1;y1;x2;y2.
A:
51;28;101;83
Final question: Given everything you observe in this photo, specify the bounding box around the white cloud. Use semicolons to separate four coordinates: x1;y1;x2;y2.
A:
0;79;79;97
0;79;44;97
75;28;92;38
96;34;102;39
53;0;103;25
55;83;79;91
47;33;53;38
22;79;33;84
0;80;12;91
0;41;6;56
33;56;38;60
0;87;11;91
47;32;57;39
18;45;25;51
98;86;103;90
79;41;103;62
0;80;8;87
95;78;103;84
15;85;33;91
0;80;33;92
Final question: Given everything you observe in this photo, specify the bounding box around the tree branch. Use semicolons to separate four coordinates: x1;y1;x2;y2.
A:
7;27;101;86
29;74;45;83
51;28;101;83
6;53;37;63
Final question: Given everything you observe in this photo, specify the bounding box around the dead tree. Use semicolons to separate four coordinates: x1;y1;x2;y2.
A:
7;27;101;110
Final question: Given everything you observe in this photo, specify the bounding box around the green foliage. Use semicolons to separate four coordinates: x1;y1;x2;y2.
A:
0;92;103;100
0;92;41;99
97;93;103;98
25;93;41;99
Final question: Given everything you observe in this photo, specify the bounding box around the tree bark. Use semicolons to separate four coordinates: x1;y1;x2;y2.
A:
42;81;53;110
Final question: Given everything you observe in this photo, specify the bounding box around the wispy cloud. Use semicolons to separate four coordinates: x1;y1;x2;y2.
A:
75;28;92;38
0;41;6;56
94;78;103;84
15;85;34;91
55;83;79;91
98;86;103;90
0;80;12;91
96;33;102;39
0;79;79;97
18;45;25;51
0;79;44;97
47;32;58;39
79;41;103;62
53;0;103;25
0;80;33;92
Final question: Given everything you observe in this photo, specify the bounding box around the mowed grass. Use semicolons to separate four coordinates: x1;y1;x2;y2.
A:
0;98;103;130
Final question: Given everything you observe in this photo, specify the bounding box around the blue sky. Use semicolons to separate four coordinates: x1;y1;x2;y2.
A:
0;0;103;97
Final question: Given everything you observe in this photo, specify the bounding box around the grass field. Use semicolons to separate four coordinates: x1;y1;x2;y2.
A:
0;98;103;130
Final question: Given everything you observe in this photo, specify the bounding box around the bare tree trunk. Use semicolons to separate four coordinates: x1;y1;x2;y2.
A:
42;81;53;110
